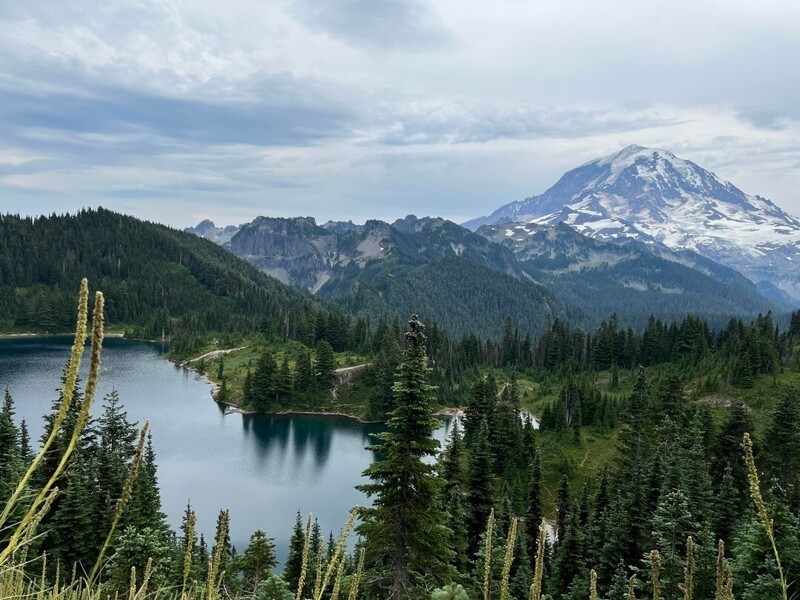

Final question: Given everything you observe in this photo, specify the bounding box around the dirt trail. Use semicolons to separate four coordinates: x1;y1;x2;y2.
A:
185;346;247;364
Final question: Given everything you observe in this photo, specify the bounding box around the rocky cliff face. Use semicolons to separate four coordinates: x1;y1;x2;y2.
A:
228;216;394;292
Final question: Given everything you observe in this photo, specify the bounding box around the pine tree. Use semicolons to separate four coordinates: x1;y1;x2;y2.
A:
284;512;305;592
178;501;203;585
47;448;100;570
294;348;314;394
441;421;465;497
236;530;277;592
315;339;336;390
277;357;293;401
555;475;570;542
764;386;800;489
357;315;453;599
369;329;402;418
18;418;31;463
466;419;495;556
252;349;278;409
526;449;544;562
96;390;138;528
0;389;20;501
125;432;167;533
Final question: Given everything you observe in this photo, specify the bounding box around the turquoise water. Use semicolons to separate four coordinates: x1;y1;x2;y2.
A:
0;336;454;565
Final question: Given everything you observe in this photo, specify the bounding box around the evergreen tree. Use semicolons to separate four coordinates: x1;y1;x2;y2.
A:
125;432;167;533
96;390;138;529
315;339;336;389
357;315;453;599
18;418;31;463
236;530;278;592
369;328;402;418
0;389;20;501
526;449;543;561
466;419;495;556
284;512;305;592
555;475;570;543
294;348;314;394
764;386;800;489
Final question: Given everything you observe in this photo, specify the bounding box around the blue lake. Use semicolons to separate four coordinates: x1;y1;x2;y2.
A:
0;336;455;565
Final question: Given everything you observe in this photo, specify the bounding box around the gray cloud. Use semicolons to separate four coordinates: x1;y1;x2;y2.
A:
1;0;799;226
290;0;451;50
363;103;681;145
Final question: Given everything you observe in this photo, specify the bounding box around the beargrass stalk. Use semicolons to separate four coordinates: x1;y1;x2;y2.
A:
628;575;637;600
743;432;786;600
0;279;89;534
529;518;546;600
330;553;347;600
347;548;365;600
135;557;153;599
315;509;357;600
500;517;517;600
38;552;46;600
589;569;597;600
0;289;103;567
182;509;197;594
206;509;230;600
715;540;727;600
650;550;661;600
313;547;324;600
682;536;693;600
295;514;312;600
483;508;495;600
129;566;137;600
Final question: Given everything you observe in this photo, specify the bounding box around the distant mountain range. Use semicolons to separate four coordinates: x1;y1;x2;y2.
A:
187;199;788;337
464;144;800;301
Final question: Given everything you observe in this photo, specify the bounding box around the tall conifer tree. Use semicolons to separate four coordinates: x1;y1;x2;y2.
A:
357;315;453;599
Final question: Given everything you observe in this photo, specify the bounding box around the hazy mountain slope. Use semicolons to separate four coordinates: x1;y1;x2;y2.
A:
479;222;781;325
337;255;570;339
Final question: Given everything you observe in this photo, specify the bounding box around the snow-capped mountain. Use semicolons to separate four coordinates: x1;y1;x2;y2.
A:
464;145;800;300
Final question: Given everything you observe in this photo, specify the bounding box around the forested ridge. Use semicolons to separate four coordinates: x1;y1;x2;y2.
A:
3;278;800;598
0;209;362;357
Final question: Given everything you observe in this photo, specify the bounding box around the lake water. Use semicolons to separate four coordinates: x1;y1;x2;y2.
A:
0;336;456;565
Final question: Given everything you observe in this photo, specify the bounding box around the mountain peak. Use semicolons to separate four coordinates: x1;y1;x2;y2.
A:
464;146;800;299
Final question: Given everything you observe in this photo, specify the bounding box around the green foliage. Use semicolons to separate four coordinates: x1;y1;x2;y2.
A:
236;530;278;593
256;574;294;600
357;315;454;598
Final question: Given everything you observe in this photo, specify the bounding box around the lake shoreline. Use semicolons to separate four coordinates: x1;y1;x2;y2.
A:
176;346;537;427
0;331;127;339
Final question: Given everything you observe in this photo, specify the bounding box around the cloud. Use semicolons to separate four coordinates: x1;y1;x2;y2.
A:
289;0;451;50
0;0;799;227
0;82;354;150
361;101;680;145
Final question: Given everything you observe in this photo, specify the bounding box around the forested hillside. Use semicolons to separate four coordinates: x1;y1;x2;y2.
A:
3;293;800;599
0;209;364;356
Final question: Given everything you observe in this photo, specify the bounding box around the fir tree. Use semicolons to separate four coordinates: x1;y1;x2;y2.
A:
357;315;453;599
315;339;336;389
466;419;495;556
555;475;570;542
236;530;278;592
294;348;314;394
284;511;305;592
0;389;20;501
526;449;544;562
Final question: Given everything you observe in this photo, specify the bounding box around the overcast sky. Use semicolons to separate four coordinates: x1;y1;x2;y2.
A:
1;0;799;228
